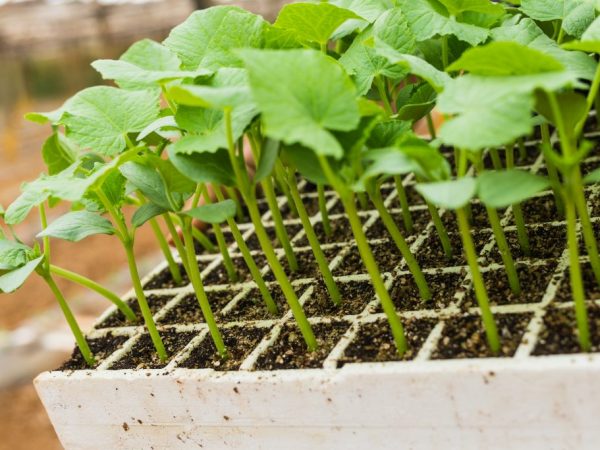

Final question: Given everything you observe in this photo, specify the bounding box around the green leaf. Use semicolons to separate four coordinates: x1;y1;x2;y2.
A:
274;2;361;47
584;167;600;183
447;41;564;75
119;162;171;210
328;0;392;38
491;18;596;80
164;6;267;70
0;256;43;293
416;177;477;209
168;147;235;186
366;119;412;147
38;211;115;242
0;240;34;271
41;133;77;175
255;139;280;183
521;0;595;38
138;116;178;140
239;49;360;158
81;170;127;213
169;84;250;109
184;199;237;224
438;0;506;16
61;86;160;156
520;0;564;21
396;83;436;121
397;0;496;46
281;144;329;185
477;170;550;208
4;189;51;225
562;16;600;52
374;38;451;92
437;71;578;150
25;105;67;125
339;9;415;95
362;147;419;180
397;135;451;181
132;203;168;228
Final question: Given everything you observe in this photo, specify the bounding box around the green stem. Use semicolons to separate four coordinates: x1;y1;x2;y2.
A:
393;175;414;234
275;160;299;217
320;156;407;354
506;145;531;255
564;181;591;351
225;186;244;222
199;184;238;282
287;167;341;305
215;188;278;314
375;75;393;116
426;200;453;258
49;265;137;322
317;184;332;236
249;134;298;272
163;214;191;276
170;214;215;253
576;62;600;138
369;188;431;300
225;110;316;350
540;122;565;216
487;206;521;294
517;138;527;162
456;207;500;354
489;148;503;170
182;219;228;358
43;273;95;366
97;189;167;361
39;203;50;272
441;35;449;69
149;218;182;285
426;112;437;139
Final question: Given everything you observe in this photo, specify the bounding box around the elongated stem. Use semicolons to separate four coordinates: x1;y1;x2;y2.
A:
163;214;190;276
441;35;449;69
215;188;278;314
489;148;503;170
225;110;316;350
224;186;244;222
456;208;500;354
43;273;95;366
249;134;298;272
287;167;341;305
541;123;565;216
96;189;167;361
564;182;591;351
375;75;393;116
39;203;50;272
182;218;227;358
517;138;527;162
575;61;600;138
393;175;414;234
505;145;531;255
370;189;431;300
426;113;437;139
149;218;182;285
274;160;298;217
199;184;238;282
317;184;332;236
487;206;521;294
320;156;407;354
169;214;215;253
426;200;453;258
49;265;137;322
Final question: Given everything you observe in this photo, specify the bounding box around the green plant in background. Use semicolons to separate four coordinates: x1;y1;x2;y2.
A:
6;0;600;365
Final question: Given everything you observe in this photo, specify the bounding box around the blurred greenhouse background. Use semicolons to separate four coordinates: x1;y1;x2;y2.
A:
0;1;284;448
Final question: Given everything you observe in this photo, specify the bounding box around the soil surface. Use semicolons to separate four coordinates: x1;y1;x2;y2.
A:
304;279;375;317
223;285;296;322
254;321;350;370
95;294;173;329
157;290;241;325
57;333;130;370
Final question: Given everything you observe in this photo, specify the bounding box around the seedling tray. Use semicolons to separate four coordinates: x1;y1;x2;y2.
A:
36;134;600;449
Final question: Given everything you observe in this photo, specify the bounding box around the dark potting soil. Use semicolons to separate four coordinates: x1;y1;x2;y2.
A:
224;285;297;322
485;224;566;264
109;329;196;370
94;294;173;329
533;304;600;355
482;144;540;169
245;223;303;251
338;318;437;366
462;263;555;308
555;262;600;301
441;203;493;232
336;240;404;276
365;209;430;240
264;247;338;282
303;279;376;317
203;253;268;286
328;187;395;215
280;194;333;220
431;313;532;359
157;290;241;325
56;333;130;370
177;326;269;371
143;263;189;290
193;229;235;255
254;321;350;370
294;216;355;246
513;194;560;225
378;271;465;313
416;230;491;269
